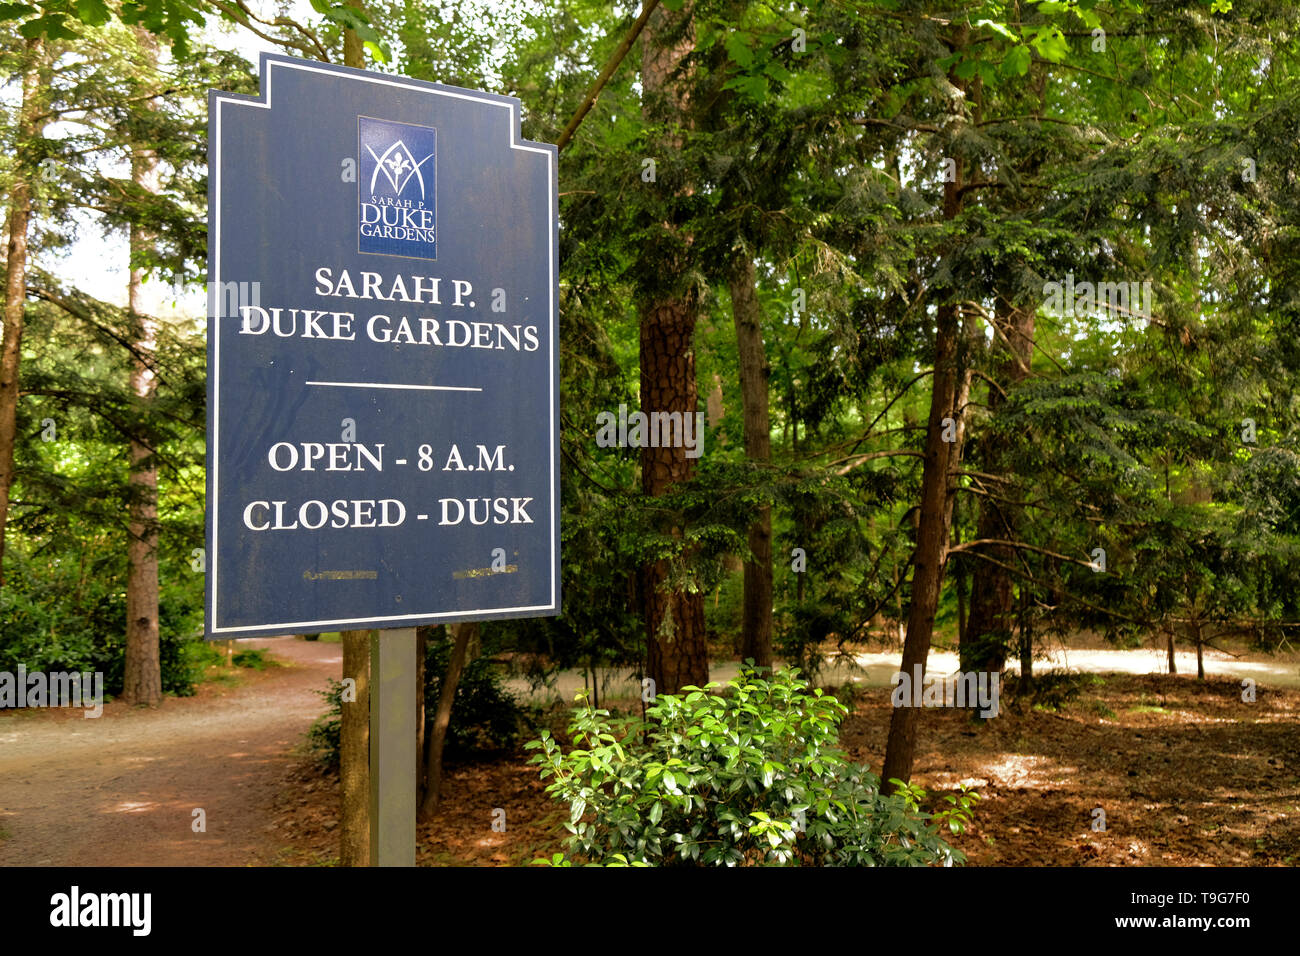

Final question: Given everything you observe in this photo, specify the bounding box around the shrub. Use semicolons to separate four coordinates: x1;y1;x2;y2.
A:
304;635;527;771
306;678;344;770
424;633;524;754
527;665;975;866
232;648;277;669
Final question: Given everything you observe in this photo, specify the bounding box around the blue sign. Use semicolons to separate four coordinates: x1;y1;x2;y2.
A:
206;54;560;637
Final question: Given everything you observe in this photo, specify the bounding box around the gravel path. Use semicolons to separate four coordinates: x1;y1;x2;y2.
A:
0;637;337;867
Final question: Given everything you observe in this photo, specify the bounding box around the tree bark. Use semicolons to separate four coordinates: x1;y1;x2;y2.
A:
122;27;163;707
337;9;372;868
641;296;709;694
961;301;1034;674
1193;623;1204;681
339;628;371;866
881;72;967;790
1018;583;1033;683
0;37;44;590
639;0;708;695
729;253;772;669
420;621;474;818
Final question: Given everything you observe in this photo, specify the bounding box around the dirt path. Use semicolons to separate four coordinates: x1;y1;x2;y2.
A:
0;637;337;867
507;644;1300;704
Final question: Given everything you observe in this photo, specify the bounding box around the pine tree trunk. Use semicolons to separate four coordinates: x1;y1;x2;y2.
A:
0;37;44;590
639;0;708;696
641;297;709;694
1167;630;1177;674
339;628;371;866
337;10;372;867
961;302;1034;673
729;254;772;669
880;296;962;791
420;621;474;818
1193;623;1204;681
880;87;967;790
122;28;163;707
1016;581;1034;683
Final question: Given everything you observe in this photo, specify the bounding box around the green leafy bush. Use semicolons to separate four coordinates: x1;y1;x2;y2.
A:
305;678;344;770
231;648;277;669
527;665;974;866
305;635;527;771
0;549;206;700
424;632;524;754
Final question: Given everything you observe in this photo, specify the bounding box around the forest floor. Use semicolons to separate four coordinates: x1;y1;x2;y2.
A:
276;643;1300;868
1;637;1296;866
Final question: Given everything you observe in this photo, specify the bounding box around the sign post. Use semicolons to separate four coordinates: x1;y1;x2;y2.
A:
207;54;560;864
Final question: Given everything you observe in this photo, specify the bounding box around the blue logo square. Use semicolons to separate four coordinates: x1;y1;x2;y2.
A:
358;116;437;259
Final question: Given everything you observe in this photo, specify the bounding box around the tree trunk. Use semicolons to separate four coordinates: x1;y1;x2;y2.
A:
961;301;1034;674
1166;630;1176;674
639;0;708;696
729;253;773;669
880;82;967;791
420;621;474;818
337;9;372;868
1018;583;1033;683
0;37;44;590
880;293;962;791
641;296;709;694
1193;623;1204;681
415;626;426;800
339;628;371;866
122;28;163;707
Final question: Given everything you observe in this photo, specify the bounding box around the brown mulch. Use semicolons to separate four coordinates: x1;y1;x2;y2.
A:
267;672;1299;866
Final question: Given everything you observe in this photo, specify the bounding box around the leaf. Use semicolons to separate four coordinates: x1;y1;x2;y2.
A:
975;18;1017;41
1002;45;1031;78
724;31;754;70
723;74;768;104
18;12;78;38
74;0;110;26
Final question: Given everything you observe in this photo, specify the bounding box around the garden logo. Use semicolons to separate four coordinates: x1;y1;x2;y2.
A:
49;886;151;936
0;666;103;717
358;115;437;260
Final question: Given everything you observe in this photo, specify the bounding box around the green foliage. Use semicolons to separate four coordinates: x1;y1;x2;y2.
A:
0;548;204;698
306;678;344;770
423;630;525;754
527;665;972;866
231;648;277;670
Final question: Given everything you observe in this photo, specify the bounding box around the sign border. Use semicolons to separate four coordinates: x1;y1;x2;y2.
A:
206;53;560;637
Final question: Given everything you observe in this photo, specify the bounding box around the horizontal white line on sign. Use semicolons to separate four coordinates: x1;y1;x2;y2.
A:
306;381;482;392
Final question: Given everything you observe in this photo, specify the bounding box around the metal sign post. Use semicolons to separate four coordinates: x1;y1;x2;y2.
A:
207;54;560;865
369;627;416;867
